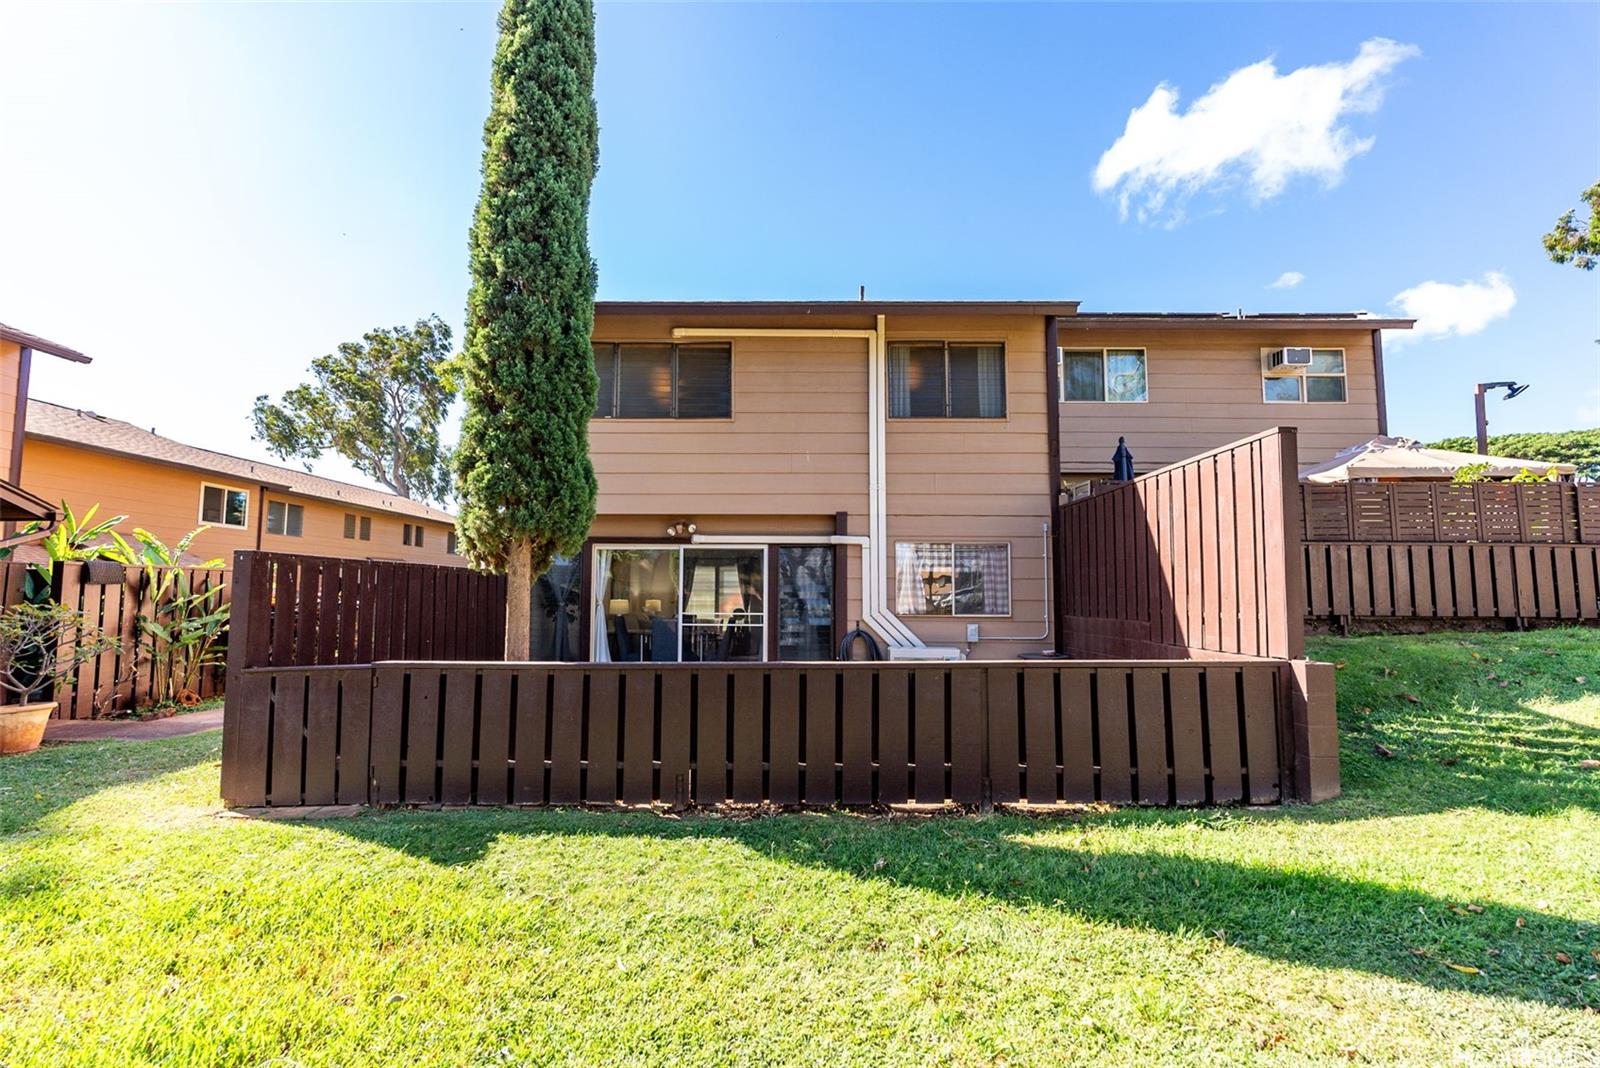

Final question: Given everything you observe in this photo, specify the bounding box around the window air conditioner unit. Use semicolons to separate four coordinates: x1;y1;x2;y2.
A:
1265;347;1313;377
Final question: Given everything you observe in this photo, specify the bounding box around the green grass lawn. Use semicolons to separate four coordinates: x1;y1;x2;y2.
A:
2;630;1597;1066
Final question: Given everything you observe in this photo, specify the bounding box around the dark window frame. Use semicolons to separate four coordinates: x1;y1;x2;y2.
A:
887;340;1008;419
592;341;733;419
266;500;304;538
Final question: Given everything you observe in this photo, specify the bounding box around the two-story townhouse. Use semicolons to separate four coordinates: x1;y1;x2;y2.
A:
560;301;1411;665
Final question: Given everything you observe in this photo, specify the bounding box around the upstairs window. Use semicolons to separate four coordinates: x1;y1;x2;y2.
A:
592;342;732;419
359;516;371;541
403;523;413;546
1060;348;1148;402
888;343;1006;418
199;483;249;529
447;531;459;555
266;501;304;537
343;513;357;539
1263;348;1347;403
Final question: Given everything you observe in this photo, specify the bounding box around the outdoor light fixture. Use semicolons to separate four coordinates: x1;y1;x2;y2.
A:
1473;381;1529;455
664;520;697;538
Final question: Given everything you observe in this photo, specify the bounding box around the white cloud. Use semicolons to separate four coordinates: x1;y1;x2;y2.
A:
1093;38;1419;224
1389;272;1517;342
1268;271;1305;290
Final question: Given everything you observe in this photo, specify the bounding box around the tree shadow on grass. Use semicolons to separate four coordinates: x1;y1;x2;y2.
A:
1309;634;1600;822
315;805;1598;1012
0;730;220;837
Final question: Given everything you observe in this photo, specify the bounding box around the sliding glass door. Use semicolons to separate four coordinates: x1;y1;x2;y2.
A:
594;543;835;662
594;546;763;662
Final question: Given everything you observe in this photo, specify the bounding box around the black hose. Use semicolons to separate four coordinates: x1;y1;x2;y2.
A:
837;625;882;661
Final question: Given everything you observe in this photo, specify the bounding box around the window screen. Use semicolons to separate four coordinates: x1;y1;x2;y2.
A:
266;501;303;537
359;516;371;541
201;485;248;528
889;343;1005;418
1061;349;1146;402
617;344;673;418
594;343;731;418
343;513;357;539
894;542;1010;616
674;345;733;419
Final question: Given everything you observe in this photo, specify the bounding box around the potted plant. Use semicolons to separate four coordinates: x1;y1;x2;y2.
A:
0;602;118;755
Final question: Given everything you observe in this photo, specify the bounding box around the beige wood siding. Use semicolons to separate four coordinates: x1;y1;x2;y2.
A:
1056;328;1382;474
21;438;461;566
884;315;1053;655
590;315;870;520
588;311;1055;659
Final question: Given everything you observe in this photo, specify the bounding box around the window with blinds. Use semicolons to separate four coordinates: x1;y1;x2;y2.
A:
887;343;1006;418
592;342;732;419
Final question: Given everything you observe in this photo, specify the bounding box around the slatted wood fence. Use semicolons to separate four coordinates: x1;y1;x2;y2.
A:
1305;541;1600;622
0;560;228;718
229;551;506;671
1300;482;1600;544
221;659;1308;810
1060;428;1303;660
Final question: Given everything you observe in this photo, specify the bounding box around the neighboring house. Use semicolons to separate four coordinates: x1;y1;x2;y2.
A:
22;399;462;566
566;300;1412;663
0;324;94;543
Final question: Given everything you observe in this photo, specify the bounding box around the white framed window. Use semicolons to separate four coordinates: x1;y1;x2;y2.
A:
266;500;304;537
1262;348;1347;403
1060;348;1148;403
894;542;1011;616
199;483;249;529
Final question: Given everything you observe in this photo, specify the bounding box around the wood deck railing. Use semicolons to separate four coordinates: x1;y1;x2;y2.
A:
221;659;1322;810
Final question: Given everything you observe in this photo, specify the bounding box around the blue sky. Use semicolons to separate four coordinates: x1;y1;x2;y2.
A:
4;2;1596;494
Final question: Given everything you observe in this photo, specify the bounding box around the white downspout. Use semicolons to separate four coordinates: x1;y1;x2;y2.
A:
672;323;923;648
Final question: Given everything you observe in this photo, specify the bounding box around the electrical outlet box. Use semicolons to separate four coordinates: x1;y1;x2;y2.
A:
966;623;980;643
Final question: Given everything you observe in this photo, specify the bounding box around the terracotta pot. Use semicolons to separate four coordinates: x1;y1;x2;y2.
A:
0;702;57;756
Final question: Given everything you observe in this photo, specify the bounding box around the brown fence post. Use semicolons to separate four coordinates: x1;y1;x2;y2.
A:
219;551;257;803
1261;427;1305;660
1280;659;1339;802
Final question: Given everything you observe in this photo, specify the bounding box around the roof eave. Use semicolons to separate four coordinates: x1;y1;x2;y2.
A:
0;325;91;363
595;300;1083;317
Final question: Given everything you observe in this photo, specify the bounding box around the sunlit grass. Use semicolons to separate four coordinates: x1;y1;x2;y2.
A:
1;629;1596;1065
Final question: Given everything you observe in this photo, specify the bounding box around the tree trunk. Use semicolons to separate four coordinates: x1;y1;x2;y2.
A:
504;535;533;661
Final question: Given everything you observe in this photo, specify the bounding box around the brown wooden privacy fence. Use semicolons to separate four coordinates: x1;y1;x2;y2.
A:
1060;428;1303;660
1300;482;1600;544
221;658;1330;810
0;560;228;718
229;551;506;671
1305;542;1600;623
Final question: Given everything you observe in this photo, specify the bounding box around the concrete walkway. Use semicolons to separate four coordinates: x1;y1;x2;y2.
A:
43;707;223;742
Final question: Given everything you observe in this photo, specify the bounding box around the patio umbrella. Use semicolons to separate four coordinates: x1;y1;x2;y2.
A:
1298;436;1577;483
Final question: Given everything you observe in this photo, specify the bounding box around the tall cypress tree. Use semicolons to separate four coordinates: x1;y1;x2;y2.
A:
455;0;599;658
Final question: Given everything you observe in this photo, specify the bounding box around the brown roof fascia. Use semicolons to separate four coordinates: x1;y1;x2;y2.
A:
0;324;91;363
596;300;1083;317
1062;314;1415;331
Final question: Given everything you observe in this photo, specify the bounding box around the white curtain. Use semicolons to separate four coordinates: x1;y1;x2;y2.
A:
975;346;1004;417
592;549;614;662
887;345;912;418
